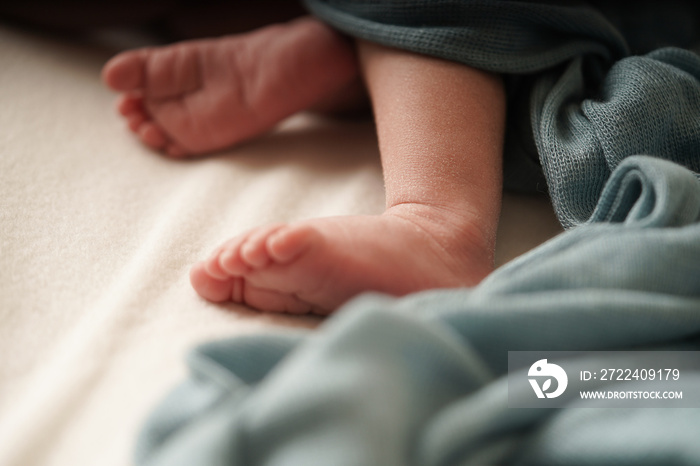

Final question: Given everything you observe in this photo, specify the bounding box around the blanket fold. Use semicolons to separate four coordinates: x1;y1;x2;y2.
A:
136;157;700;465
305;0;700;227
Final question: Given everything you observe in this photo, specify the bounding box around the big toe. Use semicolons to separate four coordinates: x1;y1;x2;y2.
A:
190;262;234;302
102;51;145;91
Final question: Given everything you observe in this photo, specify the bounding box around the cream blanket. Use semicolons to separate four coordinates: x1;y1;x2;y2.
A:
0;24;560;466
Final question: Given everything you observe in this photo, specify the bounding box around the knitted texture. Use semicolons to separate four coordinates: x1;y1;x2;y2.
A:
304;0;700;228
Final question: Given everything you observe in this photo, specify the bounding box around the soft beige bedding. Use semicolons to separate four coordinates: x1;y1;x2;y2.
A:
0;24;561;466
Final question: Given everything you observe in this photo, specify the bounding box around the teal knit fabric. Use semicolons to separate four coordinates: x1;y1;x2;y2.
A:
304;0;700;228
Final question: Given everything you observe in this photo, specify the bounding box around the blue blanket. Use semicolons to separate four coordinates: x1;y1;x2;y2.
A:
135;2;700;464
136;157;700;465
303;0;700;227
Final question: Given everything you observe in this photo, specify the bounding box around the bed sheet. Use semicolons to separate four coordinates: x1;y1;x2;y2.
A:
0;24;561;466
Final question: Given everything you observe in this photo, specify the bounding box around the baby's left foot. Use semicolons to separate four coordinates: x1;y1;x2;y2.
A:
102;17;358;156
189;204;494;314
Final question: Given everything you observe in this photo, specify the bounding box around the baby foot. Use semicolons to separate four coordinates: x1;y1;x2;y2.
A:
101;17;358;156
189;205;495;314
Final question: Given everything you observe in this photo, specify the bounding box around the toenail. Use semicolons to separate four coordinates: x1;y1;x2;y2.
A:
267;228;290;249
240;243;254;259
219;249;235;266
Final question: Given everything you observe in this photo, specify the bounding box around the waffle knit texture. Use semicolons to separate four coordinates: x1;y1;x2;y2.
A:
304;0;700;228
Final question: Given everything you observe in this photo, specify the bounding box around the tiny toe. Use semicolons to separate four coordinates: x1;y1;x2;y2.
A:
240;224;287;268
138;122;168;149
267;224;319;263
219;246;250;277
217;232;256;276
190;262;234;303
103;51;146;91
127;113;147;132
117;94;144;116
203;256;229;281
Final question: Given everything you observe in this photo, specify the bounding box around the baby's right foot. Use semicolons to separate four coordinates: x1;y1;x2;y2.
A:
102;17;358;156
189;204;495;314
